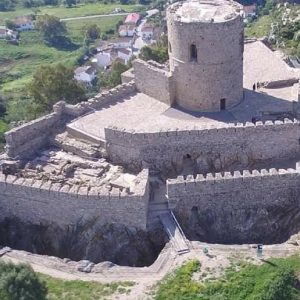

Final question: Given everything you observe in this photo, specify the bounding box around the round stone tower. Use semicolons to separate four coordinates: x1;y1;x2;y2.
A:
167;0;244;112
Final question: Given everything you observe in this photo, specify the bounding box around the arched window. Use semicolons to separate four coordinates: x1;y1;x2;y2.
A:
168;41;172;53
190;44;197;62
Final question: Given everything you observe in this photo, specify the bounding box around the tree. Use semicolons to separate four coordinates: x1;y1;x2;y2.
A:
0;261;47;300
36;14;67;44
85;24;100;42
65;0;75;7
101;61;129;88
0;0;17;11
27;63;86;113
5;19;16;30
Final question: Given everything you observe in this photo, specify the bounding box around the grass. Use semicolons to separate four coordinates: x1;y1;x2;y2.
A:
0;3;139;25
245;15;272;38
155;256;300;300
0;15;123;95
39;274;134;300
66;15;124;44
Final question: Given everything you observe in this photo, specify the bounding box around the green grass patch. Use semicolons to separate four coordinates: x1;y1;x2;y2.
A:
39;274;134;300
245;15;272;38
66;15;124;44
155;256;300;300
0;14;121;94
0;3;139;25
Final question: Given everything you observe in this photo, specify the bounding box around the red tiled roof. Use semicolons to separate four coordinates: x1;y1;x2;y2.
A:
125;13;140;24
13;16;33;26
243;4;256;14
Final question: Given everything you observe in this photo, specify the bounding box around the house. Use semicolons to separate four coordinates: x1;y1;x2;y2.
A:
0;26;18;39
13;16;34;31
119;25;135;37
243;4;257;19
141;23;154;40
124;13;140;25
74;66;96;85
95;51;111;67
111;37;133;49
117;48;133;65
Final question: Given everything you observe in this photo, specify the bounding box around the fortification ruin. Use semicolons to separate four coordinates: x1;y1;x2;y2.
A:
1;0;300;266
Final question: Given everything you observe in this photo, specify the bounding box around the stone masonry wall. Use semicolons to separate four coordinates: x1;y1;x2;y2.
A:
0;169;149;230
5;112;62;159
166;167;300;243
4;82;136;159
167;167;300;210
105;119;300;172
133;59;174;105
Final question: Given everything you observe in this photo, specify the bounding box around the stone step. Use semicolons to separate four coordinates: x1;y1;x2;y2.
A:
66;125;106;147
52;132;101;159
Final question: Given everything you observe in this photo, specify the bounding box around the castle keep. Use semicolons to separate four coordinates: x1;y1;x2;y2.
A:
1;0;300;246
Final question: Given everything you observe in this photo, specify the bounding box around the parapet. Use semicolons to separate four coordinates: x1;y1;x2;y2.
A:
167;166;300;198
0;168;149;199
104;118;300;145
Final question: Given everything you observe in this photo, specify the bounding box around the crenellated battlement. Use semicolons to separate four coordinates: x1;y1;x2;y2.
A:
0;169;150;229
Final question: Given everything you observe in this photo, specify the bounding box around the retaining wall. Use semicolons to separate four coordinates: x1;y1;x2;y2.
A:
105;119;300;172
0;169;149;230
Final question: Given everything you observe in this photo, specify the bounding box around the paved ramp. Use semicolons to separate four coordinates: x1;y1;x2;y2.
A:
159;211;190;255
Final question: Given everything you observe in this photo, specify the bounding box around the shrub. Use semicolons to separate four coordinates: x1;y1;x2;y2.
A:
0;261;47;300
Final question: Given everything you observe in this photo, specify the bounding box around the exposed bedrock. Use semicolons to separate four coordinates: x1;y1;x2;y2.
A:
0;217;167;267
175;202;300;244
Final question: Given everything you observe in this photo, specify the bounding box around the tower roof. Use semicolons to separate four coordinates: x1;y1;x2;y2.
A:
168;0;243;23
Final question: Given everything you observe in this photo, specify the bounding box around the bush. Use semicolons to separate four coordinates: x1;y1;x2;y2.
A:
0;261;47;300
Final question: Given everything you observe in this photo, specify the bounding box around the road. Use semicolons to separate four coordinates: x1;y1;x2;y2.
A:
133;9;159;55
60;12;129;21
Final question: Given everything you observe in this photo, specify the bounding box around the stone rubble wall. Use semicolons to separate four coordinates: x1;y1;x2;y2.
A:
0;169;149;230
166;167;300;217
133;59;175;105
105;119;300;172
5;112;62;159
4;82;136;159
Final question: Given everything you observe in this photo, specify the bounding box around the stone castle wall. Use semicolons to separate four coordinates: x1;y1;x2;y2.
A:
5;112;62;159
105;119;300;172
166;166;300;242
167;167;300;208
4;82;136;159
133;60;174;105
167;2;244;111
0;169;149;230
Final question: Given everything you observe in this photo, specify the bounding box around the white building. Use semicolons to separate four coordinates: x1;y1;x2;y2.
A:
0;26;18;39
111;37;133;49
95;51;111;67
141;24;154;40
243;5;257;19
74;66;96;85
119;25;135;37
117;48;133;65
13;16;34;31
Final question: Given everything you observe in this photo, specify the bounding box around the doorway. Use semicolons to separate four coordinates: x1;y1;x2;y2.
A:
220;98;226;110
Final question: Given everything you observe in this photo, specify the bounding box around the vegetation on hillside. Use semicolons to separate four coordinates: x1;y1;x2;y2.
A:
245;0;300;57
0;260;134;299
139;34;168;63
155;256;300;300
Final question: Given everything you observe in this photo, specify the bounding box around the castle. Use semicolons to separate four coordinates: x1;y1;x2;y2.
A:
1;0;300;247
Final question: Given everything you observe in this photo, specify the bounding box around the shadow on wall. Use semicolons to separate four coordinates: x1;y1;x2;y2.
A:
0;217;167;267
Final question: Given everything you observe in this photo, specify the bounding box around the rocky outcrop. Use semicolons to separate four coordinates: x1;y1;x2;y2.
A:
0;217;167;267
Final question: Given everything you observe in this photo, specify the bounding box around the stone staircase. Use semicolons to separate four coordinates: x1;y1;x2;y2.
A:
159;211;190;255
